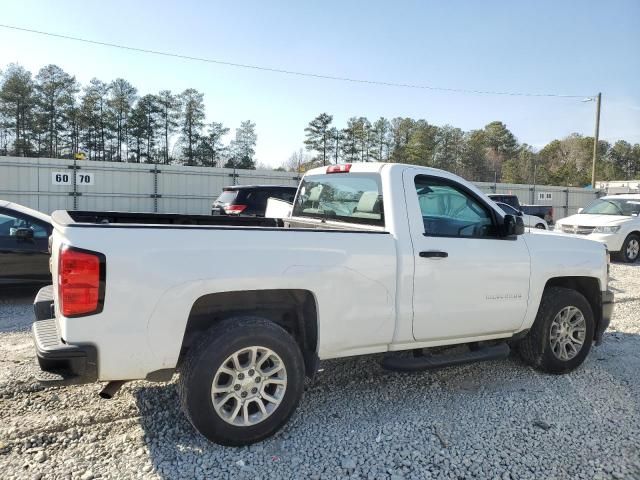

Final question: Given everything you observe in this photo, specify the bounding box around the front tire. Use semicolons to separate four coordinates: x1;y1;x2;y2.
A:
518;287;594;374
619;233;640;263
535;223;546;229
178;316;305;446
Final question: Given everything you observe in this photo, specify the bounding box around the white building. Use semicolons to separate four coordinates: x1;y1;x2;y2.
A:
596;180;640;195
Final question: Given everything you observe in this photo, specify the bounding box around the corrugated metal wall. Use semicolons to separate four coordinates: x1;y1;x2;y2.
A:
475;181;600;219
0;157;299;215
0;157;598;219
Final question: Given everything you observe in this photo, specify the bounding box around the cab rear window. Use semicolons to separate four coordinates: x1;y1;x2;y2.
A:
215;191;238;204
292;173;384;226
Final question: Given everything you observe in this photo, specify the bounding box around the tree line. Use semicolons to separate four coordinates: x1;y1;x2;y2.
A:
2;63;639;186
0;63;257;168
292;114;640;186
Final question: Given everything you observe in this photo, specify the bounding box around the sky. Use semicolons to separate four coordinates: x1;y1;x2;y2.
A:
1;0;639;167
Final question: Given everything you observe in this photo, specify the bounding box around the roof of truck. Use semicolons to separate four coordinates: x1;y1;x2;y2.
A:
223;185;298;190
0;200;51;223
304;162;450;177
601;194;640;200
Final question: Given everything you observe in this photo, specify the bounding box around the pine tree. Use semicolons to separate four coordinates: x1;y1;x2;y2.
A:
179;88;205;166
304;113;333;166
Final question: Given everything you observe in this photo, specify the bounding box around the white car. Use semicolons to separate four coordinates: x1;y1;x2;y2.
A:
33;162;613;446
554;194;640;263
494;201;548;230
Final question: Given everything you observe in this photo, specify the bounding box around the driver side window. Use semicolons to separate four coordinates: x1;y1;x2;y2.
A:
0;210;48;239
414;176;496;238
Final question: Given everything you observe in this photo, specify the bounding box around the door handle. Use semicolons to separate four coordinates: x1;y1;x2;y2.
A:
419;250;448;258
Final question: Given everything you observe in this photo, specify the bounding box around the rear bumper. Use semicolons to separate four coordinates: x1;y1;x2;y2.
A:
32;285;98;385
33;284;54;321
595;290;614;345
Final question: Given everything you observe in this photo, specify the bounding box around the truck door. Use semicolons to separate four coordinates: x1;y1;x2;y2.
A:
403;170;530;341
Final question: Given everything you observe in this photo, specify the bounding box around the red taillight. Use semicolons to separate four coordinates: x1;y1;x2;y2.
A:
225;204;247;214
58;246;104;317
326;164;351;173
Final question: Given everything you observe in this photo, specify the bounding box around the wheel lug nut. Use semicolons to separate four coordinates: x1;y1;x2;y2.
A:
251;387;258;394
234;384;240;391
241;392;247;398
255;377;261;383
248;369;255;376
238;373;245;380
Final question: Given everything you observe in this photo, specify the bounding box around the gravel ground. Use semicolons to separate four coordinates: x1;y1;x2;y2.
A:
1;264;639;480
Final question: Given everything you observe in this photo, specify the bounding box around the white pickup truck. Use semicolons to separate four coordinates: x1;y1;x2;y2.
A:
32;162;614;446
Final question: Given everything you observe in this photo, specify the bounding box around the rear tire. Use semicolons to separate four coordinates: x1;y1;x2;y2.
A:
518;287;594;374
535;223;546;229
619;233;640;263
178;316;305;446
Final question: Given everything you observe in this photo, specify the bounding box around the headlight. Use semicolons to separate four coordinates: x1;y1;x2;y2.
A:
594;226;621;234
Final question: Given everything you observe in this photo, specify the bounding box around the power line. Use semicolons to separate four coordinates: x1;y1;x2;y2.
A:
0;23;592;99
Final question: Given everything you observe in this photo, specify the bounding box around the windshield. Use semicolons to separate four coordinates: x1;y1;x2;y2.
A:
581;198;640;216
496;202;519;216
292;173;384;226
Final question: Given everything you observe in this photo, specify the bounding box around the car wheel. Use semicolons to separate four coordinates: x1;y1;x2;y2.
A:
620;233;640;263
178;316;305;446
517;287;594;374
535;223;546;229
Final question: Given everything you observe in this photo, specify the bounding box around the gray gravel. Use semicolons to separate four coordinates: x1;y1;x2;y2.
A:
1;264;640;480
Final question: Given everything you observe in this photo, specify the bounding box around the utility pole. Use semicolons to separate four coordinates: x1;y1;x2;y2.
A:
591;92;601;188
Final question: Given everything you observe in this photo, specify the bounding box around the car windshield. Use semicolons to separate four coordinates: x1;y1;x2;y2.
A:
496;202;518;215
581;198;640;216
292;173;384;226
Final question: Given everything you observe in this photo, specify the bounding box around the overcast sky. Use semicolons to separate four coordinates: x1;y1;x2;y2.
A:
1;0;639;166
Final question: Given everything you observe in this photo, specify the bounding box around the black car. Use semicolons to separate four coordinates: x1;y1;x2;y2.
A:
0;200;52;285
211;185;298;216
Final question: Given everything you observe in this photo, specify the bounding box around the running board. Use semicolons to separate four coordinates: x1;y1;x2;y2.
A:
381;343;510;372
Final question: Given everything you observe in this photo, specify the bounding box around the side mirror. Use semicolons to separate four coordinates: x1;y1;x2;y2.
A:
577;208;583;214
503;214;525;237
14;227;34;240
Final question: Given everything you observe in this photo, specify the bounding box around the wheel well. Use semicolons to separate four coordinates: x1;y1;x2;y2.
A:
544;276;601;338
178;289;319;377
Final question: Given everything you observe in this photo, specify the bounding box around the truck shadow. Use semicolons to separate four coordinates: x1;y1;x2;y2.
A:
133;330;640;479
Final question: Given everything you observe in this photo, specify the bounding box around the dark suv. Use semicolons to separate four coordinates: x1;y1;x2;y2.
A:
211;185;298;216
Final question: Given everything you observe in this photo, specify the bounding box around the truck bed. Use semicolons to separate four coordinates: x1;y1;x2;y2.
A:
54;210;383;232
65;210;281;227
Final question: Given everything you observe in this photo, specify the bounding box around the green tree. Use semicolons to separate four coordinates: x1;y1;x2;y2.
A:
227;120;257;169
341;117;361;162
304;113;333;166
460;130;489;181
483;121;518;181
35;64;78;158
389;117;415;164
108;78;137;162
82;79;111;160
155;90;180;164
0;64;35;156
179;88;205;166
607;140;635;179
328;127;341;164
433;125;464;172
406;120;438;166
370;117;392;162
202;121;229;166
